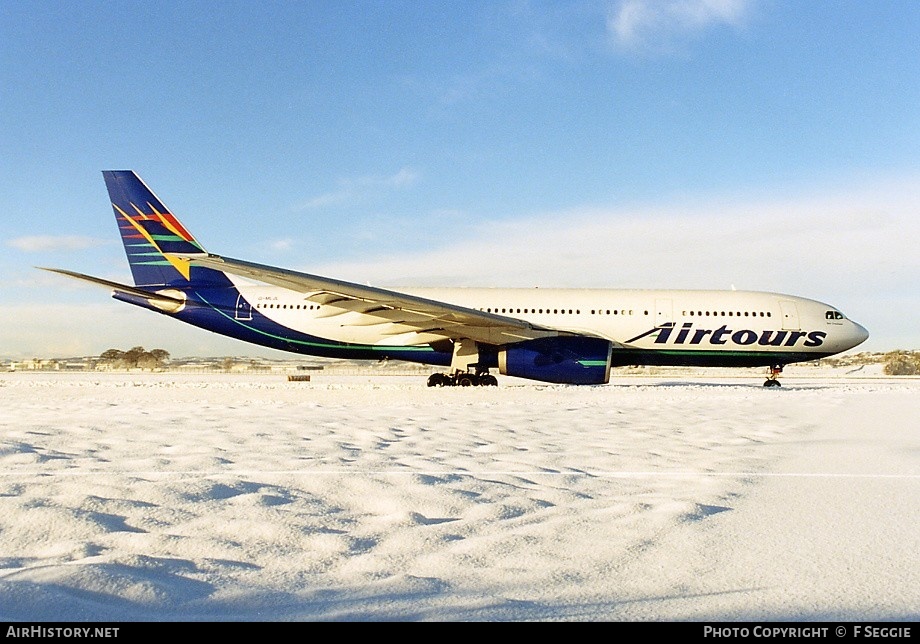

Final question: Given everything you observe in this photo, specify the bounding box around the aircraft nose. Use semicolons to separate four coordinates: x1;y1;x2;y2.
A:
850;321;869;347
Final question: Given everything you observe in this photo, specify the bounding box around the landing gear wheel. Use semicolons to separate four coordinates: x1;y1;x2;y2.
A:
427;373;448;387
427;371;497;387
763;365;784;388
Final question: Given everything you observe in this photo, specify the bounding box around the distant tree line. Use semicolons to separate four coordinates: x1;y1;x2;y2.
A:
883;351;920;376
99;346;170;369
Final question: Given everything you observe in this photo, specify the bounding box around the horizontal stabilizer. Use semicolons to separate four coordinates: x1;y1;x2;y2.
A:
40;267;186;306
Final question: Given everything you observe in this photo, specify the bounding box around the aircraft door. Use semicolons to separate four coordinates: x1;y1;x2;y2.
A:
235;293;253;320
779;300;800;331
655;298;673;325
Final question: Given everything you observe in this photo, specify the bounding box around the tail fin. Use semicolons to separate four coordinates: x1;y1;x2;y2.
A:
103;171;230;288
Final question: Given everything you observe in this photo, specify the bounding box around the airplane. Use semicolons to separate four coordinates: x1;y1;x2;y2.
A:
44;170;869;387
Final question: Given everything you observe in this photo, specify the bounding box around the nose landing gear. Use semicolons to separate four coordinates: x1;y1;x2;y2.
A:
764;365;784;387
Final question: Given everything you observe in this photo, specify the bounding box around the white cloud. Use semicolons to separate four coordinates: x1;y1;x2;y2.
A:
7;235;108;252
296;167;420;211
609;0;754;51
268;238;295;252
297;191;351;210
380;168;420;188
315;184;917;292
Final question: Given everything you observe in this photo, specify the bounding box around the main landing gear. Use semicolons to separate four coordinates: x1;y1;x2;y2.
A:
427;371;498;387
430;338;498;386
764;365;784;387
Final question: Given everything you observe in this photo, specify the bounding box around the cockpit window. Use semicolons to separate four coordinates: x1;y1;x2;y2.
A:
826;310;846;320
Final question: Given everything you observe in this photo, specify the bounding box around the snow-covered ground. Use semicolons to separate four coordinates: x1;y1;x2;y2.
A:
0;369;917;621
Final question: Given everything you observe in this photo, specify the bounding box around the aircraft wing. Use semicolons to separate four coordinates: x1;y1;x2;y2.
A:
175;253;566;346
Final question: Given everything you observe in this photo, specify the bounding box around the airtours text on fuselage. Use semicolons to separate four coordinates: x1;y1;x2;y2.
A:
626;322;827;348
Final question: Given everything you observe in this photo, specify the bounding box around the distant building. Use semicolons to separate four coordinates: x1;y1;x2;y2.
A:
14;359;61;371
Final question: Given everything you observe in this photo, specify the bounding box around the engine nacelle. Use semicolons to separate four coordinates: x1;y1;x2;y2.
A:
498;336;612;385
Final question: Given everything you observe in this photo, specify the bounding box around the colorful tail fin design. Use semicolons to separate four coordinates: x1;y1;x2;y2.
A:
103;171;230;288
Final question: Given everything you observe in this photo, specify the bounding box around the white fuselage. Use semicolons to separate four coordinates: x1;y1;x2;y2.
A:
236;283;868;358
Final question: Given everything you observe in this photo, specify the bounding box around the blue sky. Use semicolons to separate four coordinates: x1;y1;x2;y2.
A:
2;0;918;358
